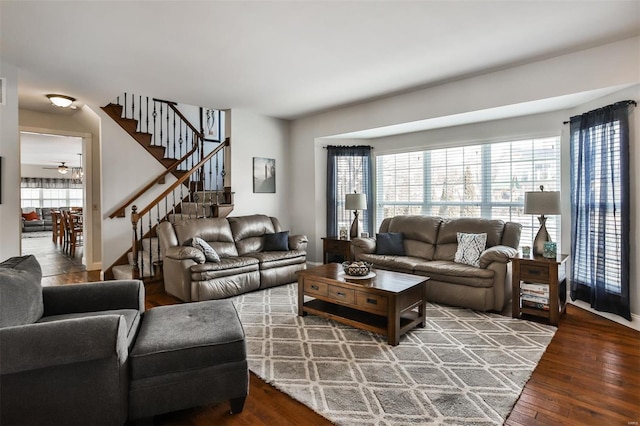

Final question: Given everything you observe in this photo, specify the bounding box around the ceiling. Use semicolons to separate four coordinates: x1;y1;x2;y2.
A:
1;1;639;121
20;132;83;167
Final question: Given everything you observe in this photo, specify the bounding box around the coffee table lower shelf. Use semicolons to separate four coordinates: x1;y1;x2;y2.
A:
301;298;422;342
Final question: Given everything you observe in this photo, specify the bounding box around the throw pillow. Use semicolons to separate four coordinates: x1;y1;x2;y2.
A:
263;231;290;251
191;237;220;263
22;211;40;221
0;255;44;327
376;232;405;255
454;232;487;267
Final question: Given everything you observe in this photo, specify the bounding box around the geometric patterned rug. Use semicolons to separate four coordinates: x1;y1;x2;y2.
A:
230;283;556;425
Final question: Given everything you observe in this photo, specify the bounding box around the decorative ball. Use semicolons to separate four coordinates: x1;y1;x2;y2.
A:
342;261;372;276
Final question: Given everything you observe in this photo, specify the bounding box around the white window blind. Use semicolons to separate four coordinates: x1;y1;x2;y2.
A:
376;137;561;246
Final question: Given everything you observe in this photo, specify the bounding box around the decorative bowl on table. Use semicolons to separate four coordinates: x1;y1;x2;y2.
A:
341;261;373;277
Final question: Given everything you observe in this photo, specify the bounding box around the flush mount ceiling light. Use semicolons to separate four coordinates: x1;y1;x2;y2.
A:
46;94;75;108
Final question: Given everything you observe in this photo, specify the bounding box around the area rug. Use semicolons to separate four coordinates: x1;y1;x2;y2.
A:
230;283;556;425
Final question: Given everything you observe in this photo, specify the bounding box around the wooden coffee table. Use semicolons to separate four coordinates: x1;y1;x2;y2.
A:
297;263;429;345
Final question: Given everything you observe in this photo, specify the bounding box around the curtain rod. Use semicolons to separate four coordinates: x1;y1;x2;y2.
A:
322;145;373;149
563;99;636;125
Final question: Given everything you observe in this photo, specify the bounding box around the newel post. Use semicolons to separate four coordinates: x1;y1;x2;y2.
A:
131;205;140;279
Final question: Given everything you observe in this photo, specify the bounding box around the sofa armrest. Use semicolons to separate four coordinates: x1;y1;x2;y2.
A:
479;245;518;268
42;280;145;316
165;246;206;264
0;315;128;375
289;234;308;251
351;237;377;257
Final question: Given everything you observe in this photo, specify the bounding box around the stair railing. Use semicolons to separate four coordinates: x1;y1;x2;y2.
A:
128;139;230;279
107;94;224;218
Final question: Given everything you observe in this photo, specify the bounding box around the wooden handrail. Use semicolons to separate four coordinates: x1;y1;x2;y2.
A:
132;138;229;220
163;102;205;139
109;97;210;218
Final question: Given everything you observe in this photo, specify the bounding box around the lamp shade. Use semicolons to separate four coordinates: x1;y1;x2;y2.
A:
524;190;560;215
345;193;367;210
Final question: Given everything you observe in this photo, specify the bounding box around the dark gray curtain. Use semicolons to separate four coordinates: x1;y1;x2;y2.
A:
326;146;373;237
569;100;634;321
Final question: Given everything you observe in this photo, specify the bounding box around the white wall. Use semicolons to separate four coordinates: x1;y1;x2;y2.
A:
290;37;640;327
562;85;640;329
0;61;21;261
229;109;293;229
291;36;640;262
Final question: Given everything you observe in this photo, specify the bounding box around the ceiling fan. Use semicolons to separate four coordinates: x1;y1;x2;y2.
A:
42;162;70;174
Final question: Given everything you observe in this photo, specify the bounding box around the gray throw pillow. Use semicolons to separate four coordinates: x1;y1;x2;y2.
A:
0;255;44;327
191;237;220;263
454;232;487;267
263;231;290;251
376;232;405;255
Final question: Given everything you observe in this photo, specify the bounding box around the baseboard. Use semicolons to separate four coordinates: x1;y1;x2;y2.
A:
568;300;640;332
86;261;102;272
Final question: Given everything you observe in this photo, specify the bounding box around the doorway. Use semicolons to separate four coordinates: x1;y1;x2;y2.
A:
20;131;86;276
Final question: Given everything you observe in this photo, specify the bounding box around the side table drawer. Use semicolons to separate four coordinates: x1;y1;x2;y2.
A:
356;291;388;313
520;264;549;282
328;285;355;305
304;280;328;296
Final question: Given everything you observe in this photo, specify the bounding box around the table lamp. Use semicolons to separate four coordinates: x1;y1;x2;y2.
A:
524;185;560;256
345;193;367;239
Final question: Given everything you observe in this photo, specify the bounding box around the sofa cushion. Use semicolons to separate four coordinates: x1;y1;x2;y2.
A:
229;215;279;255
434;218;505;261
190;257;260;281
192;237;221;263
263;231;289;251
414;260;495;287
454;232;487;267
129;300;246;380
246;250;306;270
383;216;442;260
356;253;424;274
174;218;238;258
376;232;405;255
0;255;44;327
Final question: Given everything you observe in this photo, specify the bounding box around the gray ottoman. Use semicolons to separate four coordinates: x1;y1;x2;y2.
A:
128;300;248;419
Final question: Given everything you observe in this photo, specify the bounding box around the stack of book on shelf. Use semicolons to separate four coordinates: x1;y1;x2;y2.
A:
520;282;550;310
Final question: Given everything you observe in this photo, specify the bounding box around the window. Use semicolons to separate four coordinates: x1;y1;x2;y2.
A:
20;178;83;208
569;101;632;320
376;137;560;245
326;146;373;237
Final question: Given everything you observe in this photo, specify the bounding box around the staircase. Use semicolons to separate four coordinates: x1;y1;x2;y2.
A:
103;94;233;281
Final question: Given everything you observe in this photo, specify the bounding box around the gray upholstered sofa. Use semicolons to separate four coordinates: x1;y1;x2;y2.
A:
0;255;248;425
157;214;308;302
351;215;521;312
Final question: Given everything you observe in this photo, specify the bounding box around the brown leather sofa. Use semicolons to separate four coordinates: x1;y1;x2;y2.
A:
157;214;307;302
351;215;521;312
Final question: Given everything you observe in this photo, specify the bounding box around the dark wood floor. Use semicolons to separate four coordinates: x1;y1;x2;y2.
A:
22;232;85;277
46;271;640;425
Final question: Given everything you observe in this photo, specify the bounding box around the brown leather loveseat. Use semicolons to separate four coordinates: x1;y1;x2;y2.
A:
157;214;307;302
351;215;521;312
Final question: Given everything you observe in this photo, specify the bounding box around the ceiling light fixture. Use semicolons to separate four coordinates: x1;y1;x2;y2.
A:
58;162;69;174
46;94;76;108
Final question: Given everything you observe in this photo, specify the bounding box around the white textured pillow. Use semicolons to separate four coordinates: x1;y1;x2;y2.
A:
192;237;220;263
454;232;487;267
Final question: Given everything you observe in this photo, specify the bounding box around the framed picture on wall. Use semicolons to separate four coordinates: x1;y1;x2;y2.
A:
253;157;276;193
200;107;221;142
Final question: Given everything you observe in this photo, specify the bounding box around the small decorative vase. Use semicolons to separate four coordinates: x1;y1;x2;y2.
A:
543;242;557;259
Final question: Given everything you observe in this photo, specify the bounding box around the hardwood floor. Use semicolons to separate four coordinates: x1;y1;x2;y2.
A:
22;232;85;277
48;272;639;425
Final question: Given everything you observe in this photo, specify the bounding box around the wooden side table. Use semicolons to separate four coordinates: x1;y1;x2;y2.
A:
321;237;353;264
511;253;569;325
